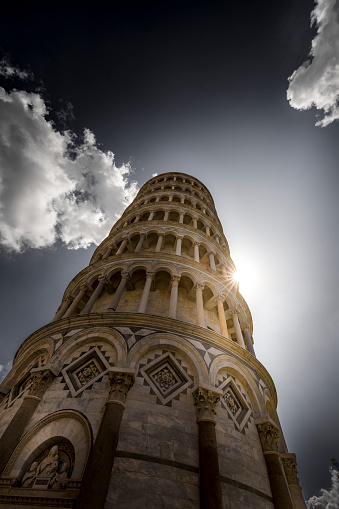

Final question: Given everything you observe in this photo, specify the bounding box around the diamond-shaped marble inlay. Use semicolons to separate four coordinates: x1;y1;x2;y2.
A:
62;347;111;397
219;377;251;431
141;352;191;405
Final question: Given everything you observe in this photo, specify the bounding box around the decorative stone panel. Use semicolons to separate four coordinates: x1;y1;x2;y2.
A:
139;351;193;406
217;372;252;432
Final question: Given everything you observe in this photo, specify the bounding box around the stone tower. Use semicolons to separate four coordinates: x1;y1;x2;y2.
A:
0;172;306;509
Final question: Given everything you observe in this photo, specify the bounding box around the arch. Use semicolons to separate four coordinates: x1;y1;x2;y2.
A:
209;356;263;417
3;409;92;479
50;327;127;373
127;333;209;384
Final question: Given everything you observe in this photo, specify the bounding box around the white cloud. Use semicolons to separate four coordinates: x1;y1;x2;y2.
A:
0;59;33;80
307;469;339;509
0;361;12;383
287;0;339;127
0;86;138;252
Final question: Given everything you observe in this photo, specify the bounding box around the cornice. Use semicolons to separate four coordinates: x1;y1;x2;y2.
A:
12;312;275;405
138;172;215;203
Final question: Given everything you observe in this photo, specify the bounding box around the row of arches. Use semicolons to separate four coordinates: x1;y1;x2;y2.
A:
143;175;213;203
110;208;223;247
53;264;248;349
93;229;229;276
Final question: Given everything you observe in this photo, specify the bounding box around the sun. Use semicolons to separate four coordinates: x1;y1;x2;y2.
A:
230;257;258;298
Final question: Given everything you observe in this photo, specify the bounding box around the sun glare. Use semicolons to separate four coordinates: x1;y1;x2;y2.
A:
231;258;258;299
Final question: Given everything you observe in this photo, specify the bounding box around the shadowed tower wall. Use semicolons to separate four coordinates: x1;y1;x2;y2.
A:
0;172;306;509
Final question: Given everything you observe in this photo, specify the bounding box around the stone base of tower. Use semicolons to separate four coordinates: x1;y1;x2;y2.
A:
0;312;306;508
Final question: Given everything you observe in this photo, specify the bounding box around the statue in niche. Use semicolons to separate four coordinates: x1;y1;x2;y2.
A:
20;444;71;489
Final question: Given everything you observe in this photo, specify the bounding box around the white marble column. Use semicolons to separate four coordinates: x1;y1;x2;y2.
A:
241;323;256;356
179;212;184;223
168;276;180;319
221;265;227;277
169;195;173;202
155;234;163;252
51;296;72;322
209;251;216;271
164;210;169;221
138;272;154;313
108;272;129;311
81;276;107;315
116;238;128;255
156;196;160;202
192;217;198;228
196;283;205;327
193;242;200;262
64;283;89;318
205;225;210;236
230;307;245;347
148;211;155;220
134;235;145;252
180;197;185;204
133;215;140;223
217;297;229;338
176;235;183;255
102;244;114;259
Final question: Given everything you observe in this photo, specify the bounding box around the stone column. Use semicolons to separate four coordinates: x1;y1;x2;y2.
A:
0;368;54;474
257;422;294;509
168;276;180;319
229;307;246;348
81;276;106;315
134;235;145;253
196;283;205;327
175;235;183;256
193;386;223;509
169;195;173;202
64;283;89;318
221;265;227;277
217;297;229;338
205;225;210;236
148;211;155;220
116;238;128;255
180;197;185;204
75;370;135;509
107;272;129;311
282;454;307;509
193;242;200;263
192;217;198;229
133;215;140;223
138;271;154;313
241;323;256;356
209;251;216;271
164;210;169;221
51;296;72;322
179;212;184;222
155;234;163;252
102;244;113;259
156;196;160;202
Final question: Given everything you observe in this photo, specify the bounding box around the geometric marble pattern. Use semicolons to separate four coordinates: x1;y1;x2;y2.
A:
138;349;194;407
217;373;253;433
114;326;156;349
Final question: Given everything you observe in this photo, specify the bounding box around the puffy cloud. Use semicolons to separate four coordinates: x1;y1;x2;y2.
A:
0;59;33;80
0;361;12;383
307;469;339;508
287;0;339;127
0;86;138;252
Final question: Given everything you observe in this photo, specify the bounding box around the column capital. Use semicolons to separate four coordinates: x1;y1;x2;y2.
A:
108;369;135;407
98;275;108;285
195;282;205;291
281;454;300;486
27;368;55;400
176;234;184;239
171;275;181;285
192;386;222;423
193;241;200;247
65;295;73;304
80;282;91;292
228;305;241;316
217;293;226;303
240;322;251;332
257;421;280;452
120;271;130;280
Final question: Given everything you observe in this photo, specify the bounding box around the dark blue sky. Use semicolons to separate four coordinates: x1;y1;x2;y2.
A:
0;0;339;502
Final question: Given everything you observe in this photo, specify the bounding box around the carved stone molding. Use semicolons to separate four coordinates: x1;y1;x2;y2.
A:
228;305;241;316
257;421;280;452
192;387;221;423
28;369;54;399
108;371;135;406
282;455;300;485
0;495;76;508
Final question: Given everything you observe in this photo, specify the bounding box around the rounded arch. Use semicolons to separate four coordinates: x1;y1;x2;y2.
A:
50;327;127;373
3;409;92;479
6;338;54;389
209;356;263;418
127;333;209;384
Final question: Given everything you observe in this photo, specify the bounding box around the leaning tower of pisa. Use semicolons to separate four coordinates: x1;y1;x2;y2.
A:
0;172;306;509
